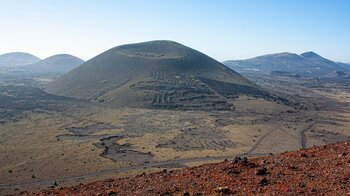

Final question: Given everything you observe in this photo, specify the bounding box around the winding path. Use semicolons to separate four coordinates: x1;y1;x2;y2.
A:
237;129;276;157
1;122;316;191
300;122;317;149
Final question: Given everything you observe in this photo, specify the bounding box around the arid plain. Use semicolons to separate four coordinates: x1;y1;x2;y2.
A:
1;73;350;194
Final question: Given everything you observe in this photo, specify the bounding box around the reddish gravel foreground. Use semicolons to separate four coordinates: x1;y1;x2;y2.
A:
30;141;350;195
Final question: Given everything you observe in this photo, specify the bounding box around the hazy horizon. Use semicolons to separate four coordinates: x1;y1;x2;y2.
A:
1;0;349;62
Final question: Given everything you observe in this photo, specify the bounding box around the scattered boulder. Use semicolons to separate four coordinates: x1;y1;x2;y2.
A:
300;152;308;157
256;167;268;175
260;178;269;186
215;186;231;194
227;168;240;175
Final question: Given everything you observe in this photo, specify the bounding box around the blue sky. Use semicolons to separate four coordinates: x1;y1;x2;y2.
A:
0;0;349;62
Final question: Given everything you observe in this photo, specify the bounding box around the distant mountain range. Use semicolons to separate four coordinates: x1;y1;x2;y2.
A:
0;52;84;74
0;52;41;67
223;51;350;77
338;62;350;68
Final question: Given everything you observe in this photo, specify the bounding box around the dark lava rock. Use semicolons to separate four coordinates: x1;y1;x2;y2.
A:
215;186;231;194
256;167;268;175
260;178;269;186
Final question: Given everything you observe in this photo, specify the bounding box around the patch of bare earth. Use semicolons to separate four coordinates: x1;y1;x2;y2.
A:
31;141;350;195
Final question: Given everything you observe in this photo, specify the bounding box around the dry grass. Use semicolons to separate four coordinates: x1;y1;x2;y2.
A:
2;90;350;194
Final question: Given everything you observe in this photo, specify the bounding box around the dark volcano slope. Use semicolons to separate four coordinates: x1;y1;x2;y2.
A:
46;40;282;110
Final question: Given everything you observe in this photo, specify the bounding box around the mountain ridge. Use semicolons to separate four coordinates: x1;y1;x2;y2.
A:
23;54;84;74
0;52;41;67
223;51;349;77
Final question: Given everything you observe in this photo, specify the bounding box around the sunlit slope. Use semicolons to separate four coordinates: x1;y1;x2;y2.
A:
46;40;274;110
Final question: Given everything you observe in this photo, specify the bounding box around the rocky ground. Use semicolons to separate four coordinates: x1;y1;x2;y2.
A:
25;140;350;195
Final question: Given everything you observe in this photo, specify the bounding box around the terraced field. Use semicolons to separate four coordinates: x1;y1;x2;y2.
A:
129;65;284;110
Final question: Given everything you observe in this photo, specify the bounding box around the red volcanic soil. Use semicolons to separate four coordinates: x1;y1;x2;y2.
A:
32;141;350;195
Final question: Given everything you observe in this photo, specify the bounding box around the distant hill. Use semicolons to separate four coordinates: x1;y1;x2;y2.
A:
337;62;350;69
24;54;84;74
0;52;40;67
46;40;281;110
223;51;349;77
